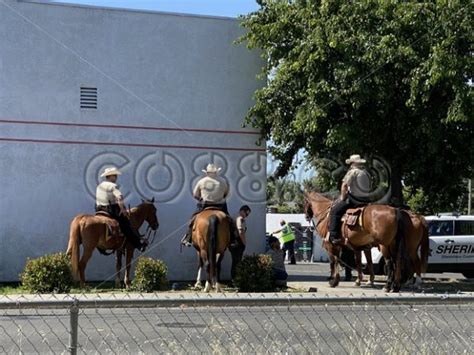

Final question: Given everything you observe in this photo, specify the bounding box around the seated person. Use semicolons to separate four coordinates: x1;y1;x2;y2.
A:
266;236;288;286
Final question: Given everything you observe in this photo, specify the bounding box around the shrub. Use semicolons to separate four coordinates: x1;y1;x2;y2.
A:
20;253;73;293
131;257;168;292
234;254;274;292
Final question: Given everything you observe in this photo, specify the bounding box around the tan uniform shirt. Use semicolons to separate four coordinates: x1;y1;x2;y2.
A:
193;175;229;204
236;216;247;233
342;167;371;200
96;181;122;206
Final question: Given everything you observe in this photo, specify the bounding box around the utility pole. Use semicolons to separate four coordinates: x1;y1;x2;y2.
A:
468;179;472;215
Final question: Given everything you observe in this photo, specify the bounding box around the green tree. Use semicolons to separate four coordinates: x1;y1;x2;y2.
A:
240;0;473;209
267;177;305;212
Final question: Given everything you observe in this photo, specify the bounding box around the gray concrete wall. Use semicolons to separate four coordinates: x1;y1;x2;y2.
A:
0;0;265;281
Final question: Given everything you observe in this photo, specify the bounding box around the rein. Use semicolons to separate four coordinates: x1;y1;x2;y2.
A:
306;195;332;230
143;225;157;245
313;206;331;228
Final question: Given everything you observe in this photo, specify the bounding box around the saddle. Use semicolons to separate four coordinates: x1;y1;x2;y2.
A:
94;213;122;242
201;206;225;212
341;207;365;229
95;210;111;217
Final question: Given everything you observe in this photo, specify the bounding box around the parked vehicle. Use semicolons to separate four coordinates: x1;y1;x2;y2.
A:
363;214;474;278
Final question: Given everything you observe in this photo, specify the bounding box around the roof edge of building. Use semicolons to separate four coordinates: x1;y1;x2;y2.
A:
17;0;241;22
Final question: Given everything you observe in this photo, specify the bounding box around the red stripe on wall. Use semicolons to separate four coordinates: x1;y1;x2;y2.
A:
0;137;266;152
0;119;261;136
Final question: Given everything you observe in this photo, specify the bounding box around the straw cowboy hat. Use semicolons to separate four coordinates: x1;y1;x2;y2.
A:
345;154;366;164
100;166;122;178
202;163;222;174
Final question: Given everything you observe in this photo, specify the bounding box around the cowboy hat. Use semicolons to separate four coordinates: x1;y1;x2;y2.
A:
345;154;366;164
100;166;122;178
202;163;222;174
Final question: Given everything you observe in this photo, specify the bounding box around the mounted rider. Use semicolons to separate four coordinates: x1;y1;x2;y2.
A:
95;167;147;252
328;154;372;245
181;163;238;247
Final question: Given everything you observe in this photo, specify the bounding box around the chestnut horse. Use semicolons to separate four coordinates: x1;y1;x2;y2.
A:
67;199;159;288
192;208;230;292
304;191;407;292
380;210;429;289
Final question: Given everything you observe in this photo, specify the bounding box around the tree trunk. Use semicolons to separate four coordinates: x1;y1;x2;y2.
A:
390;164;404;207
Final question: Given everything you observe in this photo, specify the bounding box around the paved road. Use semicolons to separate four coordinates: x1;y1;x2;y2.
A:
1;302;473;354
286;262;474;295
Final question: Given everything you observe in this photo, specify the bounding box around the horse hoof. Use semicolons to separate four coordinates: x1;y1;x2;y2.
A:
329;279;340;288
383;287;390;293
354;281;361;287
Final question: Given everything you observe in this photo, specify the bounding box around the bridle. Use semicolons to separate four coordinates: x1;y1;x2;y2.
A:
143;225;158;244
134;203;159;245
305;197;332;231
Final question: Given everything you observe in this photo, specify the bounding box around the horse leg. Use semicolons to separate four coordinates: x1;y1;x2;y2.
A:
78;246;94;288
115;249;123;289
202;252;212;293
215;253;224;293
383;258;393;292
393;260;402;293
364;250;375;286
195;257;204;289
329;254;340;288
407;243;422;289
204;261;211;292
124;247;134;289
354;250;363;287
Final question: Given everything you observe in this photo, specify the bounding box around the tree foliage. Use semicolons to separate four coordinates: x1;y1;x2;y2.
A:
240;0;473;211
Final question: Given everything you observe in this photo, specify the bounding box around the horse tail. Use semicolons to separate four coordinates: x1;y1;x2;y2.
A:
207;215;218;284
67;216;82;281
419;216;430;273
394;208;405;252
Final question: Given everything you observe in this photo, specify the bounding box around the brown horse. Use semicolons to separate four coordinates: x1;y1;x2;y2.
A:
192;208;230;292
67;199;159;288
304;191;407;292
380;210;429;289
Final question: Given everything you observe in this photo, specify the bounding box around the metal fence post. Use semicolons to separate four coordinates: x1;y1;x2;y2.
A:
69;298;79;355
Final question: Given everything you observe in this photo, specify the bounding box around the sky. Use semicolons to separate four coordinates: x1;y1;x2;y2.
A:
51;0;260;17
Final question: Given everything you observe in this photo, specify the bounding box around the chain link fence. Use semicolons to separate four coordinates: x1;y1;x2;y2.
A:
1;293;473;354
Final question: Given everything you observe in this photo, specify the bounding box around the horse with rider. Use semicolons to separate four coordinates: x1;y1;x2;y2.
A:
67;166;159;288
181;163;240;292
304;154;428;292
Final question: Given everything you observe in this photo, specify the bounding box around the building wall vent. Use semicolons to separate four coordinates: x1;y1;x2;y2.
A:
80;87;98;109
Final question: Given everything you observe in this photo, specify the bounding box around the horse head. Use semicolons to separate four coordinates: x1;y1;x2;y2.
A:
303;193;314;221
140;197;159;230
304;191;332;216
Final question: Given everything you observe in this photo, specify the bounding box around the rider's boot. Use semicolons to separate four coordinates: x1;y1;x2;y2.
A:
329;231;343;245
180;221;194;247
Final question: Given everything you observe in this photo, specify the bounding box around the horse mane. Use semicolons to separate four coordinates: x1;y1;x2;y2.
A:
304;190;334;203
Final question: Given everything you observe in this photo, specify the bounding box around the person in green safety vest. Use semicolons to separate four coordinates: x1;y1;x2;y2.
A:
272;219;296;265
